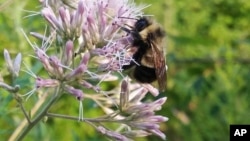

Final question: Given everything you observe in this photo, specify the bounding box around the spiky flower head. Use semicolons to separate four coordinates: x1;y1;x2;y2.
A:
20;0;168;140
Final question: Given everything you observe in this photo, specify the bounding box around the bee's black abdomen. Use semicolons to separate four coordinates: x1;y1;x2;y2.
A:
133;65;156;83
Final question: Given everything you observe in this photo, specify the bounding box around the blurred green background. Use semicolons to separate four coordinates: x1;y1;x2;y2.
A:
1;0;250;140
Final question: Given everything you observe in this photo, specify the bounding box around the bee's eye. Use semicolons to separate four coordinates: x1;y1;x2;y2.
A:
135;19;149;31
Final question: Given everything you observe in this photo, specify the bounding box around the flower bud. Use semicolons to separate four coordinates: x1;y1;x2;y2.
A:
4;49;13;73
79;52;90;66
63;40;74;65
97;126;131;141
4;49;22;77
120;79;129;111
13;53;22;77
65;85;84;100
49;56;64;78
65;64;87;80
35;77;59;89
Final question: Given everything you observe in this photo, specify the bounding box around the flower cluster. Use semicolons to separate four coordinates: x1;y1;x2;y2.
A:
97;79;168;140
28;0;147;100
3;0;168;140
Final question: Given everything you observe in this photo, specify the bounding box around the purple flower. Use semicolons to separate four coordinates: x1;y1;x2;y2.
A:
64;85;84;100
62;40;74;66
21;77;59;101
35;77;59;89
40;0;144;73
97;126;132;141
112;79;168;140
21;0;168;140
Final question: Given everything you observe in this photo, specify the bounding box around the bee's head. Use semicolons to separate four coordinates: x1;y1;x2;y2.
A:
134;17;151;32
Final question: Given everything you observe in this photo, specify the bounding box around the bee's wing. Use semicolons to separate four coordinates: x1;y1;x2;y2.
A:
150;41;167;91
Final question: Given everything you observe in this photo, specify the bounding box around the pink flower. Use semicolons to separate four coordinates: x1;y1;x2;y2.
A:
21;0;168;140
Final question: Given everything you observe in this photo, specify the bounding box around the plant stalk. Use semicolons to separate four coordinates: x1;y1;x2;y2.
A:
9;86;62;141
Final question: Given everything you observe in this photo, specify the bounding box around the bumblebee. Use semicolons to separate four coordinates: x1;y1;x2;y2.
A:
122;17;167;91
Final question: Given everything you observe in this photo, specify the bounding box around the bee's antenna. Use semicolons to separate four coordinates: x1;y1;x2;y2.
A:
124;24;134;29
112;22;132;33
120;26;131;33
118;16;139;21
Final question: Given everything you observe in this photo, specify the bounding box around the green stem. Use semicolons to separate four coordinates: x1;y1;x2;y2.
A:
0;82;19;93
13;86;62;141
19;102;31;124
46;112;125;123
